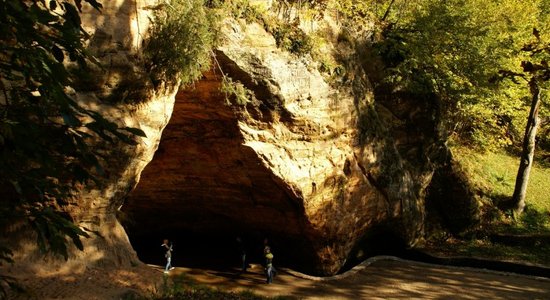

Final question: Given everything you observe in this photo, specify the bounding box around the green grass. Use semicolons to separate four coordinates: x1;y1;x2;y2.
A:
422;237;550;266
421;146;550;266
453;146;550;232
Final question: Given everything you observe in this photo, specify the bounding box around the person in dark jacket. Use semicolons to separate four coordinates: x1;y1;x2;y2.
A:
237;236;247;272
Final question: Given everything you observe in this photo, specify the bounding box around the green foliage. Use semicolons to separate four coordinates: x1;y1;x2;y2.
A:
214;0;316;56
425;145;550;265
144;0;217;88
221;0;265;23
220;76;250;106
424;237;550;266
330;0;409;27
370;0;550;151
271;23;314;55
0;0;145;288
452;146;550;231
516;208;550;232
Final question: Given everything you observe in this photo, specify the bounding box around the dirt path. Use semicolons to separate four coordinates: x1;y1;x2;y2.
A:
161;257;550;299
6;257;550;299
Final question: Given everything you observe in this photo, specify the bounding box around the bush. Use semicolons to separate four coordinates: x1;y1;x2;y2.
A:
144;0;217;88
220;76;250;106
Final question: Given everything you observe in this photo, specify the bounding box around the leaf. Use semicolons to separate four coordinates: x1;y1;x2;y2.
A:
74;0;83;12
121;126;147;138
85;122;113;143
72;164;89;184
10;181;22;195
29;3;58;24
0;246;14;264
93;160;105;177
84;0;103;10
52;45;65;63
61;112;82;127
63;2;82;27
112;130;137;145
533;28;540;40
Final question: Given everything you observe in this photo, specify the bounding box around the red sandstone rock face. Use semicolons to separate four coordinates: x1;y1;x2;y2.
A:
122;21;435;275
3;5;443;277
124;70;305;237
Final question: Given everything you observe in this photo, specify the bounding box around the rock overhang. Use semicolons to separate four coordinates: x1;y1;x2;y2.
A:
121;20;429;275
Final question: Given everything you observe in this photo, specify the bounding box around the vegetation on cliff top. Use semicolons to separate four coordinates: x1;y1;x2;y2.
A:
144;0;216;88
220;0;549;156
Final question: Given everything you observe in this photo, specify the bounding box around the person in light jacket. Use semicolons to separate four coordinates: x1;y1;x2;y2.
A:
161;239;174;273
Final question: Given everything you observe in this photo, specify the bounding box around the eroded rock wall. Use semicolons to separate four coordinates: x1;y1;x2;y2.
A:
123;20;436;275
5;4;445;277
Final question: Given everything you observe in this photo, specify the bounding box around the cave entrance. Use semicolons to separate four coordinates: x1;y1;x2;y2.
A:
119;70;308;272
119;70;265;270
340;224;408;273
124;229;269;271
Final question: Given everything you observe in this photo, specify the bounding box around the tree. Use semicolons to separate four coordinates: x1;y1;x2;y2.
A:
370;0;548;150
0;0;146;281
499;29;550;216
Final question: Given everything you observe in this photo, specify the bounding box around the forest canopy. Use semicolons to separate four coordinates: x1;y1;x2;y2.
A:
358;0;549;151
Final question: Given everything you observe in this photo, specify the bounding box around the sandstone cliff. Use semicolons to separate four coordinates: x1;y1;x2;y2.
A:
123;17;439;275
4;1;463;277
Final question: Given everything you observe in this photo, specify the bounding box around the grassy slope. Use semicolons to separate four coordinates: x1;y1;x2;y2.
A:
453;146;550;231
422;146;550;266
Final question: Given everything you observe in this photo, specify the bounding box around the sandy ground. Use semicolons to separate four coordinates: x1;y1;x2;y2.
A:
5;257;550;299
4;264;160;300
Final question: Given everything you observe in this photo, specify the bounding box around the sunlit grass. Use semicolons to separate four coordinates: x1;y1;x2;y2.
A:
420;146;550;266
453;146;550;232
423;237;550;266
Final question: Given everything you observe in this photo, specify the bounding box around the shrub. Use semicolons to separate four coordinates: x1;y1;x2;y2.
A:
220;76;250;106
144;0;217;88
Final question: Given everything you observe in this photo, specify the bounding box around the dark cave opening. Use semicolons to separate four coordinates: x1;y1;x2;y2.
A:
121;208;550;279
121;215;414;277
120;212;319;275
128;230;276;270
340;225;408;273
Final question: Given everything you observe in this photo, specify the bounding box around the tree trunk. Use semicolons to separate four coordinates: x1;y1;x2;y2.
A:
382;0;397;21
511;79;542;216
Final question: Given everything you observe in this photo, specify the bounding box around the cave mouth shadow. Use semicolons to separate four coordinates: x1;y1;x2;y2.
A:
127;230;259;271
125;224;550;278
125;229;315;274
126;225;414;277
340;226;409;274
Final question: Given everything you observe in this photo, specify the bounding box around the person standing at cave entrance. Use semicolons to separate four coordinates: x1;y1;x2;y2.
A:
264;246;276;284
161;239;174;273
237;236;248;272
262;237;275;266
